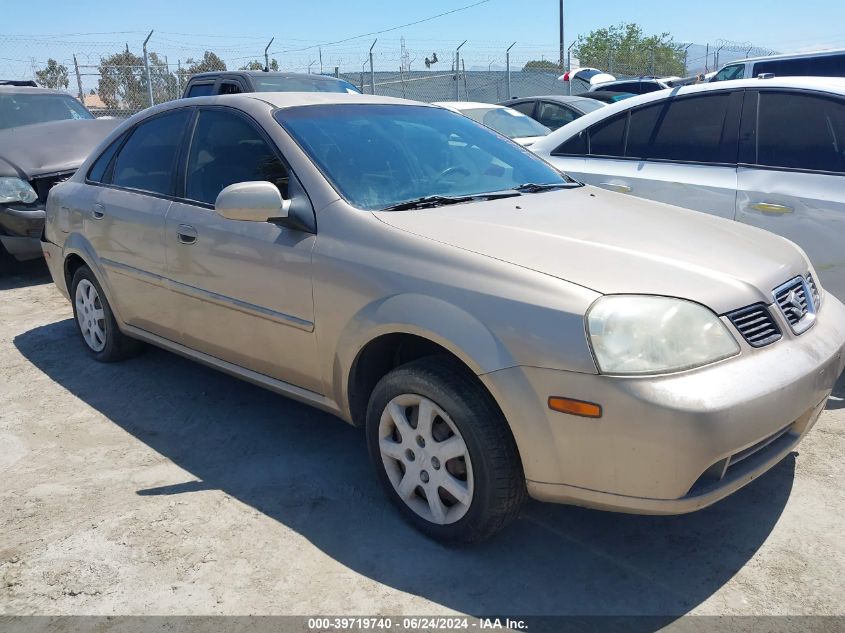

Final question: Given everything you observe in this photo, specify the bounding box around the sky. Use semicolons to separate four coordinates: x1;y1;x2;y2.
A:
2;0;844;81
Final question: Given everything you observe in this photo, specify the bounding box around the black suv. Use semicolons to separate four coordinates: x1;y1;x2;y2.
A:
182;71;360;98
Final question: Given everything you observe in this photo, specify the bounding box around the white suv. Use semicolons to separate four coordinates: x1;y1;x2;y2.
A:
530;77;845;302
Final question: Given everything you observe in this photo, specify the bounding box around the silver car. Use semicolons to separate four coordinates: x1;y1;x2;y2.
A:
531;76;845;302
42;93;845;543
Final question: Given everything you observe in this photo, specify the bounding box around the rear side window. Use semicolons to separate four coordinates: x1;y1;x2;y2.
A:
508;101;536;117
111;110;191;195
87;132;127;183
185;109;289;205
536;102;579;130
186;82;215;97
754;54;845;78
608;82;641;94
588;113;627;157
552;130;588;156
219;82;242;95
638;82;666;94
639;93;733;163
753;92;845;173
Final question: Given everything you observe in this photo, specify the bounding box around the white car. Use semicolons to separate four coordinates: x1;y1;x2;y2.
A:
433;101;551;146
530;76;845;302
710;48;845;82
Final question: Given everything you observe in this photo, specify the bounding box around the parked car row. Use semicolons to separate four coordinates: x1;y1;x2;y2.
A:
39;87;845;543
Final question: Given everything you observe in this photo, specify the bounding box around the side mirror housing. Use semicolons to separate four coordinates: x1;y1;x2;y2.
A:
215;181;290;222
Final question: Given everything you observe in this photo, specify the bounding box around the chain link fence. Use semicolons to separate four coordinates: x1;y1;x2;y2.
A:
1;33;779;118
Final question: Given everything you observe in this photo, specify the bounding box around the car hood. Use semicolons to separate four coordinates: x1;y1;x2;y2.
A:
373;186;808;314
0;118;120;178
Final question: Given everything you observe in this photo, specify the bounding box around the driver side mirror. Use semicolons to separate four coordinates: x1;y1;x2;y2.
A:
214;181;290;222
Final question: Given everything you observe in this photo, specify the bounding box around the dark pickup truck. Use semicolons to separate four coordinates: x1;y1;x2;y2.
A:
182;71;361;98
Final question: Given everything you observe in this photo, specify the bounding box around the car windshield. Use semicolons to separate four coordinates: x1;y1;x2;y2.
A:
276;104;572;211
253;76;361;94
0;93;93;129
459;107;550;139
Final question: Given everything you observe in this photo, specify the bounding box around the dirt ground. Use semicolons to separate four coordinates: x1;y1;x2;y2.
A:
1;260;844;620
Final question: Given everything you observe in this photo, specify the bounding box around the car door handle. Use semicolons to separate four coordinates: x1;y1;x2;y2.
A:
177;224;198;245
91;204;105;220
750;202;793;215
599;182;632;193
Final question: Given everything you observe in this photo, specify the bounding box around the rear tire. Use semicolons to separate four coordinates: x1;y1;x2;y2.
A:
365;357;525;544
70;265;143;362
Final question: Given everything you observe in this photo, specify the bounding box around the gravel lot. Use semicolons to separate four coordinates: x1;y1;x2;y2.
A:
1;260;844;620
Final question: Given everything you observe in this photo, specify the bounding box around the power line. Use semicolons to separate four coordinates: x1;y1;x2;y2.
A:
250;0;493;59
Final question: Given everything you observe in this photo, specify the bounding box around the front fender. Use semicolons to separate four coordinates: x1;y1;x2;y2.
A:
331;293;517;420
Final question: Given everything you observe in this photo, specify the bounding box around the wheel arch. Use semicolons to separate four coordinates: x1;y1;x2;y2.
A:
335;294;518;427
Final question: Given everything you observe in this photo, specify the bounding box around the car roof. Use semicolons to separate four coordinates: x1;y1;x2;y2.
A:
530;75;845;154
189;70;349;82
433;101;504;110
148;91;436;115
0;86;73;96
730;47;845;65
501;95;599;105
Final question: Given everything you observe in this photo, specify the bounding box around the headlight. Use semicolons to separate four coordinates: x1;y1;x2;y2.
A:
0;177;38;204
587;295;739;375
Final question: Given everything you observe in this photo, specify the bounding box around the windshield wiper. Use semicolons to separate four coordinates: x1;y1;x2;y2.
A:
512;182;582;193
382;191;519;211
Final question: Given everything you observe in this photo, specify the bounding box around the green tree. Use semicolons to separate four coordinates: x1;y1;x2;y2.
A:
239;59;279;71
142;52;178;104
35;58;69;89
574;23;684;77
185;51;227;75
522;59;560;72
97;46;146;109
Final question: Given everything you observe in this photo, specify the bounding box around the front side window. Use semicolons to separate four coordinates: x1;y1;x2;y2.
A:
712;64;745;82
535;102;579;130
754;92;845;173
461;107;550;139
0;93;93;130
637;93;732;163
186;109;289;205
276;104;570;211
111;110;191;195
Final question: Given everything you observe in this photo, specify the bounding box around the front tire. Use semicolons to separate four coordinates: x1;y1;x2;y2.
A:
366;357;525;543
70;265;142;362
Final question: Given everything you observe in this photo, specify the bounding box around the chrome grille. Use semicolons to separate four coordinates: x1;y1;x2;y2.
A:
773;276;817;334
807;274;821;308
726;304;782;347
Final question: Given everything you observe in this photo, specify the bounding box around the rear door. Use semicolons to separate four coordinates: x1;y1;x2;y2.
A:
87;109;192;339
736;89;845;301
548;90;743;220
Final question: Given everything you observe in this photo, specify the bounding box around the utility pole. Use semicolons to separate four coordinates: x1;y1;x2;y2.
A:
559;0;565;71
73;54;84;101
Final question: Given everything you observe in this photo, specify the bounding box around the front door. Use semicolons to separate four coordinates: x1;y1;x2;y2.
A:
164;107;321;392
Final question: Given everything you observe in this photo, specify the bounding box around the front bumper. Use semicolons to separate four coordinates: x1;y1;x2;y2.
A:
481;295;845;514
0;203;45;261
